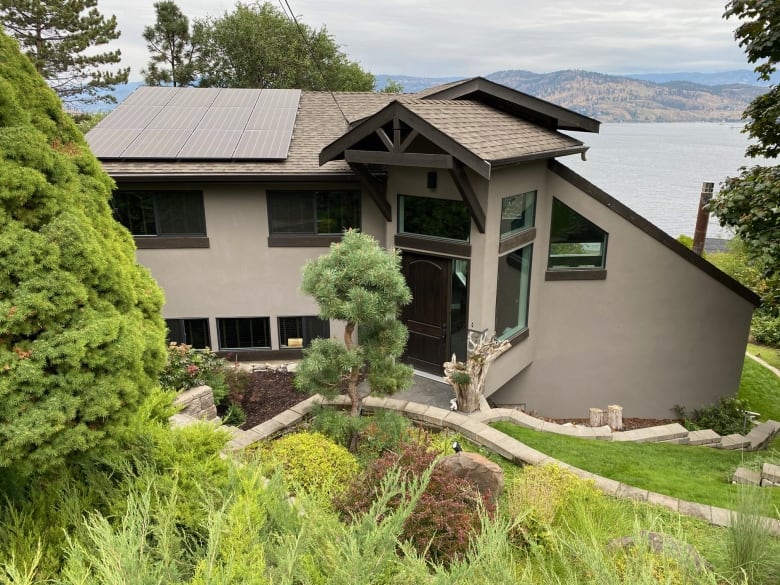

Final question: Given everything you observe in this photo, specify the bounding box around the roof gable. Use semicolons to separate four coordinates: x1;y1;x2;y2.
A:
418;76;600;133
319;98;586;180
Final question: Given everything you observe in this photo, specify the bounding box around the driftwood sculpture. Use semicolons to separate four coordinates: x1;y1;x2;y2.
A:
443;330;510;413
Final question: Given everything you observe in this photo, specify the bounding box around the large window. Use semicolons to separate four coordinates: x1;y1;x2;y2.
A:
113;190;206;236
268;190;360;235
399;195;470;241
217;317;271;349
500;191;536;237
165;318;210;349
278;316;330;348
548;198;608;269
495;245;532;341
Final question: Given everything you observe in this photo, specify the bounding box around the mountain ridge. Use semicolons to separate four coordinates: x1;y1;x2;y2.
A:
96;69;769;123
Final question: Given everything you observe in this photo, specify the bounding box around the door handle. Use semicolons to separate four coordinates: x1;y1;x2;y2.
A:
441;323;447;340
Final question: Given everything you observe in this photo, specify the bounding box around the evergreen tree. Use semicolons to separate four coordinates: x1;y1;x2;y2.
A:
0;0;129;106
709;0;780;292
193;2;374;91
294;230;413;417
142;0;196;87
0;30;166;475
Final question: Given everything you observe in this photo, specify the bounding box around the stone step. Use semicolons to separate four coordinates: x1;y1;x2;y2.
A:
687;429;722;446
744;420;780;451
732;466;761;486
715;434;750;450
611;423;689;443
762;462;780;484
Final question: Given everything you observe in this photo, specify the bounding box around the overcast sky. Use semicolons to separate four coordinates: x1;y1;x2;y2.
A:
98;0;751;82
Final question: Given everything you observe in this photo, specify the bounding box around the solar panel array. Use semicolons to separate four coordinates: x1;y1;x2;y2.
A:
87;87;301;160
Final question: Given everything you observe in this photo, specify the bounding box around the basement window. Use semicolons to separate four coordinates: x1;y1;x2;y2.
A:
217;317;271;350
278;316;330;348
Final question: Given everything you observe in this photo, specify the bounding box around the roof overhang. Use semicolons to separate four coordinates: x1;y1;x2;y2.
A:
422;76;600;133
320;100;493;179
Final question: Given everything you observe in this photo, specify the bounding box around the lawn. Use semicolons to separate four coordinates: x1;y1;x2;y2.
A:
747;342;780;371
492;421;780;513
739;355;780;422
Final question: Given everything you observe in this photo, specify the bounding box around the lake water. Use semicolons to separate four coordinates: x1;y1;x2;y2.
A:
562;123;761;239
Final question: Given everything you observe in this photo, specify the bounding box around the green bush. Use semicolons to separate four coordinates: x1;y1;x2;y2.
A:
159;343;227;399
676;396;753;435
310;407;411;461
751;311;780;346
505;463;604;548
334;440;493;565
259;432;359;499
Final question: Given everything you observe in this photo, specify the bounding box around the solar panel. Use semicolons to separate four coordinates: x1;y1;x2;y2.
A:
89;86;301;160
178;130;243;158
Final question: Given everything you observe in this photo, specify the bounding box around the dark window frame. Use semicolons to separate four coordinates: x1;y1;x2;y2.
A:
397;194;471;242
548;197;608;272
500;190;537;239
165;318;211;349
277;316;330;349
112;189;207;238
495;243;533;342
267;189;360;247
217;317;272;350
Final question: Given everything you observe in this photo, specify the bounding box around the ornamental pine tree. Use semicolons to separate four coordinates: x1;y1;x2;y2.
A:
0;31;166;474
294;230;413;417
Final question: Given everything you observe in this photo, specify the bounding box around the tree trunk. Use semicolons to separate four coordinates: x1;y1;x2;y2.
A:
343;322;362;417
443;331;510;413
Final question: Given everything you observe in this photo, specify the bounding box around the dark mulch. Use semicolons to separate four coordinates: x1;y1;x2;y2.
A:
233;369;309;430
232;369;679;432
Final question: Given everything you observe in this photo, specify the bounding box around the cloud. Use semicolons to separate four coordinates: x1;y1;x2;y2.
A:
97;0;749;81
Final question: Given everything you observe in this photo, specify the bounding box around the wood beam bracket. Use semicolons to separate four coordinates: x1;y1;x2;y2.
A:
449;162;486;233
349;162;391;221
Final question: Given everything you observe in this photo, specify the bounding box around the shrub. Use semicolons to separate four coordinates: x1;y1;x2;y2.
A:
334;441;493;565
751;311;780;346
677;396;753;435
311;407;411;461
724;487;779;585
505;463;604;548
259;432;359;499
159;343;227;399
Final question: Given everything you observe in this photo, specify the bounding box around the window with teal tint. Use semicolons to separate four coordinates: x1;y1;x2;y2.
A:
165;318;210;349
268;190;360;235
500;191;536;237
217;317;271;349
113;190;206;236
278;316;330;348
495;245;532;340
548;198;608;269
399;194;470;241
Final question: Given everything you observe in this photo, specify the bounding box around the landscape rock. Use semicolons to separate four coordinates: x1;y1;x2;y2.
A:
436;452;504;505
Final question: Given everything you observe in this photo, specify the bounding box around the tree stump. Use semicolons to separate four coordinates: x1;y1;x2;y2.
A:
590;407;607;427
608;404;623;431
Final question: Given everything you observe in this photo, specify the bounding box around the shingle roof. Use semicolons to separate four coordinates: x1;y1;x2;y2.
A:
93;81;587;180
401;99;583;164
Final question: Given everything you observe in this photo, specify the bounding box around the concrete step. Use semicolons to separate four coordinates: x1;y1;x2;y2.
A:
611;423;689;443
744;420;780;451
715;434;750;450
732;466;762;486
687;429;722;446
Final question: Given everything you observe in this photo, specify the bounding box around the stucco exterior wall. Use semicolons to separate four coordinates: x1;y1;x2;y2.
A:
488;167;755;419
133;181;385;351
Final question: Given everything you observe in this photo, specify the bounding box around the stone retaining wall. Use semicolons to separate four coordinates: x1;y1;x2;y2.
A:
174;385;218;421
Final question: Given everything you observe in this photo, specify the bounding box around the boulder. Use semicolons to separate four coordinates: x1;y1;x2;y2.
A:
436;452;504;505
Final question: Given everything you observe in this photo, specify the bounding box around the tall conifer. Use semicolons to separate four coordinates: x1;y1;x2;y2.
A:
0;0;129;106
0;31;166;475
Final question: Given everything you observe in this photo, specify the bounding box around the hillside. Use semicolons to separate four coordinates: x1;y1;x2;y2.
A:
485;69;764;122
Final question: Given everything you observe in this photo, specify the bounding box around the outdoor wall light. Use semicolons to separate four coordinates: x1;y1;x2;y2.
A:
427;170;437;189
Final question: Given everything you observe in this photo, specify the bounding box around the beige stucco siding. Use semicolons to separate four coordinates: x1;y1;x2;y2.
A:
489;168;754;418
135;183;384;350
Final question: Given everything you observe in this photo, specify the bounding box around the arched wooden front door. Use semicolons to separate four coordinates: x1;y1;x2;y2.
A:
401;252;451;374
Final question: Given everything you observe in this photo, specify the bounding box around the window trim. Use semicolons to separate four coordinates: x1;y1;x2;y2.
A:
113;189;207;238
277;315;330;349
267;189;361;246
216;317;272;350
499;190;537;240
495;243;533;342
547;197;608;272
